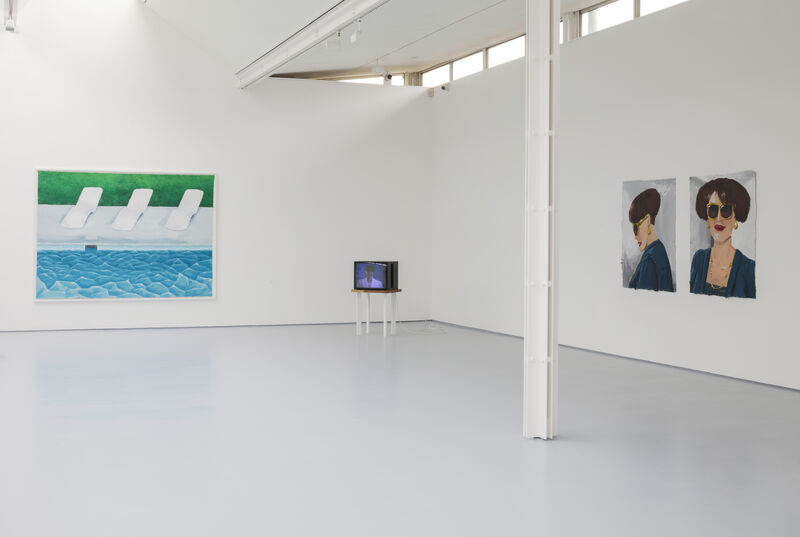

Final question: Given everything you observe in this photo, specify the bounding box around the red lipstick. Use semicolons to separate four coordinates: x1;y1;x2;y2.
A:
714;224;725;231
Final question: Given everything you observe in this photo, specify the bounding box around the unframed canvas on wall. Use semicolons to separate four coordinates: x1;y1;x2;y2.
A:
622;178;676;292
36;170;215;300
689;170;756;299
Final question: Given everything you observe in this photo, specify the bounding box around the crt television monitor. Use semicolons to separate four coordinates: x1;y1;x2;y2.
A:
354;261;398;290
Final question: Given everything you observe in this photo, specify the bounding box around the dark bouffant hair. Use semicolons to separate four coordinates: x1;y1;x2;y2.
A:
695;178;751;222
629;188;661;225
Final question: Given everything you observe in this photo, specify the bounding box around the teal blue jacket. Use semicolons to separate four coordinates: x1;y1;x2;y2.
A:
690;249;756;299
628;239;674;292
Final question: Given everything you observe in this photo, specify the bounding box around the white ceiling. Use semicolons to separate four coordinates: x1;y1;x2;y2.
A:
146;0;582;80
146;0;341;71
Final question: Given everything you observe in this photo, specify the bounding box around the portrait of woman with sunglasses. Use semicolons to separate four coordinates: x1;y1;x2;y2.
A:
690;177;756;298
627;188;675;292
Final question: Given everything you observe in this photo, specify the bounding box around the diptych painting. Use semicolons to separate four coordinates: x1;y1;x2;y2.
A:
36;171;215;300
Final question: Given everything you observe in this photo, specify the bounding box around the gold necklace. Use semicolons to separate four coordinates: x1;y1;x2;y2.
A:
708;249;734;289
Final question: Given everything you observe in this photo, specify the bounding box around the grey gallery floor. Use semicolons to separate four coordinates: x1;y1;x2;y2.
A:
0;322;797;537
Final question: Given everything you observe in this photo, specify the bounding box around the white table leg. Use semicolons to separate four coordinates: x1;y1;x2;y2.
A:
365;294;370;335
355;293;361;335
383;294;388;337
391;293;397;335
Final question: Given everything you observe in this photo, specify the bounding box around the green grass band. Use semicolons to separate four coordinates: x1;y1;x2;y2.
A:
38;171;215;207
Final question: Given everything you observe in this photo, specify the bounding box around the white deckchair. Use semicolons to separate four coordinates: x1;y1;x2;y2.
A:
112;188;153;231
61;187;103;229
165;189;204;231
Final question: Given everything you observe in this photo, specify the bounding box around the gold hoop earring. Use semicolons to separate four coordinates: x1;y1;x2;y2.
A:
647;226;652;236
706;221;710;228
734;221;739;230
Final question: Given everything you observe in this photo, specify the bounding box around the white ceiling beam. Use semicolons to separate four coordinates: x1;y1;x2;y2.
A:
236;0;391;89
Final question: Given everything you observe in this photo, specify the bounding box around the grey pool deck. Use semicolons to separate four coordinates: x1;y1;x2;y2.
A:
37;205;213;248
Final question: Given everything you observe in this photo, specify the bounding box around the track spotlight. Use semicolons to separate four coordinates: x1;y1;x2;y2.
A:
324;30;343;50
4;0;16;32
350;19;362;44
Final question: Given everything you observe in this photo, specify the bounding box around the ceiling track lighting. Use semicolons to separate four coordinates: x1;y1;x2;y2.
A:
350;19;362;44
325;30;343;50
4;0;16;32
236;0;390;89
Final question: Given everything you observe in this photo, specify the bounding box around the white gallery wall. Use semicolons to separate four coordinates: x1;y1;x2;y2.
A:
425;0;800;389
3;0;798;391
0;0;432;331
430;60;526;337
559;0;800;389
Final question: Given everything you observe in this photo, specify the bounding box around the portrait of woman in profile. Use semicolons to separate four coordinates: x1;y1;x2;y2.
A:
690;177;756;298
628;188;674;292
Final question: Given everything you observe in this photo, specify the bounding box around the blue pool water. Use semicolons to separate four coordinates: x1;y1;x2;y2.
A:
36;250;213;299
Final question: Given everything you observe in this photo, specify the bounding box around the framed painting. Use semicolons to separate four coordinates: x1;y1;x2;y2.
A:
36;170;215;300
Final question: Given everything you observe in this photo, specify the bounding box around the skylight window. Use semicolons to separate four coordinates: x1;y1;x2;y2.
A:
640;0;689;16
422;64;450;88
453;52;483;81
581;0;634;36
488;36;525;68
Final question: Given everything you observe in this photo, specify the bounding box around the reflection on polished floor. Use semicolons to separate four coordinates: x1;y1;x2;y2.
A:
0;322;798;537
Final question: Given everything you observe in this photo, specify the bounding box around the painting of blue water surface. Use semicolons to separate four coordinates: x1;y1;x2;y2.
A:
37;250;212;299
37;170;215;300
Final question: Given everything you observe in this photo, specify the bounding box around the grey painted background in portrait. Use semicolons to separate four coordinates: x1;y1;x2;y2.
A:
689;170;756;263
621;178;677;287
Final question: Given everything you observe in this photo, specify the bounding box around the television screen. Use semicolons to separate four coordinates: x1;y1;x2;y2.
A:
353;261;398;290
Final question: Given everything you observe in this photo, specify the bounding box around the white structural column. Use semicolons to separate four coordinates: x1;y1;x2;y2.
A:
562;10;580;42
523;0;559;439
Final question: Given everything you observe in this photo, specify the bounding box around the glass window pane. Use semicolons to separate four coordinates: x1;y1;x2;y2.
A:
581;0;634;36
391;74;404;86
339;76;384;85
560;20;564;44
487;35;525;68
422;64;450;88
452;52;483;81
640;0;688;16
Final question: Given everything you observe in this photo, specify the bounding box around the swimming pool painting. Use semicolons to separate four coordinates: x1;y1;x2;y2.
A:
36;170;215;300
37;250;213;299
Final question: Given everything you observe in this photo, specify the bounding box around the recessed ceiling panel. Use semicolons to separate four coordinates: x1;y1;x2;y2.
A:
379;0;524;74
